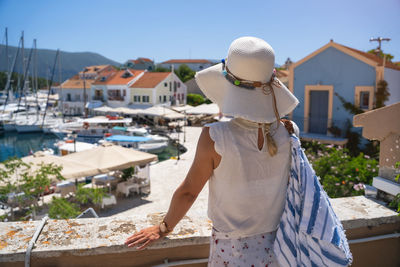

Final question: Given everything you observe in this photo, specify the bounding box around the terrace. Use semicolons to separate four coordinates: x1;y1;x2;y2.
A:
1;104;400;267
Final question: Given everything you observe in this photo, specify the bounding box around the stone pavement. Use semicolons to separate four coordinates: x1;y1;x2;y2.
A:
111;126;209;221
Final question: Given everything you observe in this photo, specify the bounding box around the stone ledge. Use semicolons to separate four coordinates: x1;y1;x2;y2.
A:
1;196;399;263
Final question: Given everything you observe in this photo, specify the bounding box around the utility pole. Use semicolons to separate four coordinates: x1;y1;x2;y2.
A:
83;69;88;118
369;37;391;54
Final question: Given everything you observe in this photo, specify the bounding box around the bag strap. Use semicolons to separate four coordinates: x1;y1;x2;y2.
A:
280;119;295;135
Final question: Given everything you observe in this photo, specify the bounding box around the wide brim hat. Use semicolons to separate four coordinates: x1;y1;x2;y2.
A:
195;36;299;123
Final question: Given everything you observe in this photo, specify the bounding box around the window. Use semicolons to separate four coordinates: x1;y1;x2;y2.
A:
355;86;374;111
142;95;149;103
67;93;71;101
123;90;126;96
164;82;168;87
134;95;140;102
359;92;370;109
174;81;177;92
75;94;81;101
199;65;203;70
178;82;180;88
163;95;167;102
159;95;162;103
169;82;172;91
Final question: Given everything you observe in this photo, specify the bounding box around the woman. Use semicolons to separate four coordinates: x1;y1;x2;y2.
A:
125;37;299;266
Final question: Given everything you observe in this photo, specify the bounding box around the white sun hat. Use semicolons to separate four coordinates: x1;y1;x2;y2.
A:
195;36;299;123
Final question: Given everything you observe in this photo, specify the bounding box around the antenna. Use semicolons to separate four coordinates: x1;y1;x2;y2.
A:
369;37;391;53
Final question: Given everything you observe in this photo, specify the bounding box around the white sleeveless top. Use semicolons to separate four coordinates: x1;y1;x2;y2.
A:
206;118;296;238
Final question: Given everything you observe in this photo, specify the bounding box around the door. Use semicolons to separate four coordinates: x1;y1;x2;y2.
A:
309;90;329;134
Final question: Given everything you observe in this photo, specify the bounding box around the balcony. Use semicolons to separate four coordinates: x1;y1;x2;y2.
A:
93;96;104;102
108;96;125;102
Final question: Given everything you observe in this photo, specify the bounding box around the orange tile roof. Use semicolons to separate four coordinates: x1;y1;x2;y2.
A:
162;59;212;64
130;72;171;88
61;79;95;89
337;44;400;71
128;57;153;64
79;65;111;75
276;69;289;78
93;69;144;85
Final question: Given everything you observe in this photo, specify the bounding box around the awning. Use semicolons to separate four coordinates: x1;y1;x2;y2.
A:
138;106;185;119
186;103;220;115
112;126;127;131
171;105;193;112
105;135;151;142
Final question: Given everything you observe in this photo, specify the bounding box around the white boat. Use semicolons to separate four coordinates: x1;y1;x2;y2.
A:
104;134;168;154
55;139;96;155
50;116;132;143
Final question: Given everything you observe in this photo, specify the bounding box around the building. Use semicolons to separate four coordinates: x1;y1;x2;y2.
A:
129;72;187;108
160;59;213;72
124;57;154;71
289;40;400;139
56;65;114;115
91;69;145;108
184;78;205;97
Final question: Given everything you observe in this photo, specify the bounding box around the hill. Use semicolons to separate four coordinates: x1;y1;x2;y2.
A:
0;44;121;80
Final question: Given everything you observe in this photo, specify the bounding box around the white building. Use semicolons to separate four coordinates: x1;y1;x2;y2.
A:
91;69;145;108
55;65;114;116
129;72;187;108
160;59;214;72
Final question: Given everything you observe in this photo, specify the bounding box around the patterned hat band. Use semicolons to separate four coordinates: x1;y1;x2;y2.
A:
220;58;283;156
221;59;281;95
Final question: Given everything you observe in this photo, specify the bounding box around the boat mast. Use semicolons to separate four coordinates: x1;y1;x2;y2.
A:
34;39;39;120
2;34;21;114
16;31;25;118
18;41;34;120
41;49;59;128
58;50;64;122
5;27;9;77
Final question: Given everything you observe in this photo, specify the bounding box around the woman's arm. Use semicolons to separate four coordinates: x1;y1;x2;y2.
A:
124;127;220;249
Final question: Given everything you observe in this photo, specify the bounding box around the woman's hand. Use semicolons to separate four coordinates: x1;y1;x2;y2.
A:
124;225;164;250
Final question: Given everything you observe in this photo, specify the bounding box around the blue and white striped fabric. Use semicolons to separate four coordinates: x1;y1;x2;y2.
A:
273;135;353;267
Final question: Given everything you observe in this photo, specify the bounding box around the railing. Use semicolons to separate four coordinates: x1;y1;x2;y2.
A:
93;96;104;101
108;96;124;101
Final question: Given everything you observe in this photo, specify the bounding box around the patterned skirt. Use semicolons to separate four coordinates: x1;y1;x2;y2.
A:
208;227;279;267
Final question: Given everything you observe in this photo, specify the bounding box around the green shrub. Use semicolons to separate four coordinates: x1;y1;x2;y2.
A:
187;93;205;106
75;184;107;205
303;141;378;198
48;197;80;219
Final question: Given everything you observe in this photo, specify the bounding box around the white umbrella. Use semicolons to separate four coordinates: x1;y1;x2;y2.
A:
186;103;220;115
138;106;184;119
63;143;158;173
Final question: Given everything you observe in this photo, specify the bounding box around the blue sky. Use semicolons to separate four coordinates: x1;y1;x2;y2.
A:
0;0;399;65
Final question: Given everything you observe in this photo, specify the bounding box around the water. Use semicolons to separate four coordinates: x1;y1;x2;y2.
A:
0;132;181;162
0;132;60;162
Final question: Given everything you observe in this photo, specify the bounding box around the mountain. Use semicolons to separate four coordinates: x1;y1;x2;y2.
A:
0;44;121;80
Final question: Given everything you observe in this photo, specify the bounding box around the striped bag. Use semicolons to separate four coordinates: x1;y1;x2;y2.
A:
273;134;353;267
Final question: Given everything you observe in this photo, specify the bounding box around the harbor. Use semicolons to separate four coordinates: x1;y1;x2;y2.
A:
0;1;399;265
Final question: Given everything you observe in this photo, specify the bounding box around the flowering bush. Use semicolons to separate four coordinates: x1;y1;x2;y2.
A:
302;141;379;198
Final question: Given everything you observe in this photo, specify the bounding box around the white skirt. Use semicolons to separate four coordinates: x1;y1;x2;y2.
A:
208;227;280;267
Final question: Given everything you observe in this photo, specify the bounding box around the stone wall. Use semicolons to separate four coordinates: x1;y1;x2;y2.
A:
1;196;399;267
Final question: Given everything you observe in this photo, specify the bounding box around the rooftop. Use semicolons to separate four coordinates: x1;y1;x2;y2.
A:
129;72;171;88
93;69;145;85
162;59;212;64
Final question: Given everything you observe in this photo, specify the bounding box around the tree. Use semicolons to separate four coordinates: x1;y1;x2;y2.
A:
187;93;205;106
367;49;394;62
48;197;80;219
151;65;170;72
174;64;195;83
0;157;64;221
376;80;390;108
